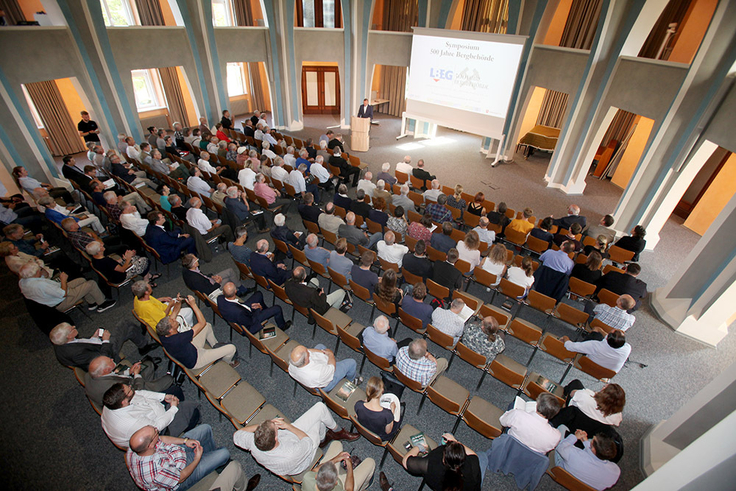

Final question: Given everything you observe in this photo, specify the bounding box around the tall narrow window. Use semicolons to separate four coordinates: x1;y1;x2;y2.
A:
226;63;248;97
131;69;167;111
296;0;341;28
212;0;236;26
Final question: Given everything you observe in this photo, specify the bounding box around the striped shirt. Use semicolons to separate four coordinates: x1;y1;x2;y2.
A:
593;304;635;332
396;346;437;387
126;440;186;490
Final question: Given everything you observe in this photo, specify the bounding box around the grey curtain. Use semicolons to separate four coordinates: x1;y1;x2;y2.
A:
248;63;267;113
382;0;418;32
25;80;86;156
379;65;408;117
134;0;164;26
537;0;602;128
158;67;189;127
0;0;24;25
461;0;508;33
233;0;254;26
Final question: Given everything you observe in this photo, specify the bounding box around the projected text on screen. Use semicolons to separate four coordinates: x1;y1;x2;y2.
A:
406;34;524;118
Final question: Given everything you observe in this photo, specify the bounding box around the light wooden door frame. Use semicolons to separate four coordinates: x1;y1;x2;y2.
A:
301;66;340;115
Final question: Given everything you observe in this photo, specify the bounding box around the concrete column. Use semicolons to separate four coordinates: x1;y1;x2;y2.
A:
611;0;736;248
650;192;736;347
353;0;375;129
340;0;354;128
543;0;652;194
58;0;143;142
638;362;736;486
176;0;227;124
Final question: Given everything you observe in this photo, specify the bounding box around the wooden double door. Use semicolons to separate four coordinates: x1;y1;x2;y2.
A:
301;66;340;114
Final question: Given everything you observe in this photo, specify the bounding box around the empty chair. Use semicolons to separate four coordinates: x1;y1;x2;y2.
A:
462;396;504;439
488;354;527;390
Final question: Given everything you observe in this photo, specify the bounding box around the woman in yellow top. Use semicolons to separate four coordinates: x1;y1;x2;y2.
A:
131;280;194;330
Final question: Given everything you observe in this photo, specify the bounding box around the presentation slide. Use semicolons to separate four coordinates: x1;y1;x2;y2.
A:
405;29;526;138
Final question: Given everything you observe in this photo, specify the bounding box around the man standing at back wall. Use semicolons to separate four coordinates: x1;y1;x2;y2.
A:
78;111;100;144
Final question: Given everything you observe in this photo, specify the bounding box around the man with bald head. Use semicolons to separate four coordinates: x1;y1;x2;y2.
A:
127;424;247;491
249;239;290;286
304;233;330;270
288;344;359;392
217;281;290;334
551;204;587;230
85;355;178;407
586;294;636;334
376;231;409;267
412;159;435;191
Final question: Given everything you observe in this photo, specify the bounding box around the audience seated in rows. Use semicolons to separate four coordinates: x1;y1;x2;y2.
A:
217;281;290;334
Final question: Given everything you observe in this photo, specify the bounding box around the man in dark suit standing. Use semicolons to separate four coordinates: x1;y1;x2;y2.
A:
49;322;157;371
357;98;373;120
250;239;291;286
595;263;647;311
217;282;290;334
144;212;196;264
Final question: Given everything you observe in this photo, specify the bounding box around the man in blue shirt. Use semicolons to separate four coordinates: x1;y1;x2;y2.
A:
361;316;398;362
304;234;330;270
227;226;253;266
328;238;353;284
539;241;575;275
555;430;620;490
400;283;434;328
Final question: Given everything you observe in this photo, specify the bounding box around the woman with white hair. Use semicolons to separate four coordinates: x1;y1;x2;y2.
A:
86;241;158;286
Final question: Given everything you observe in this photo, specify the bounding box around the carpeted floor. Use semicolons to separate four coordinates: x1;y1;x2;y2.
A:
1;112;733;490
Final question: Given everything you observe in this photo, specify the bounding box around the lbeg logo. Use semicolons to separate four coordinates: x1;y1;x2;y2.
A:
429;68;453;82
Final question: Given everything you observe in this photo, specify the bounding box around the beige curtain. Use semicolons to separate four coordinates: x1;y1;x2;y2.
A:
382;0;418;32
248;63;267;112
0;0;24;25
536;91;569;128
233;0;254;26
134;0;164;26
600;109;637;147
158;67;189;126
536;0;602;128
25;80;86;156
461;0;508;33
379;65;408;117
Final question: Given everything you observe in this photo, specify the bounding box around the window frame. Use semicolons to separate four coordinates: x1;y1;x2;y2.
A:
226;62;249;97
99;0;138;27
212;0;236;27
296;0;342;28
131;69;168;112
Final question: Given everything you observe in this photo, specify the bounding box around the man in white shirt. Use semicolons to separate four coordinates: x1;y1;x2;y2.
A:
499;392;562;454
290;163;320;202
396;155;413;175
262;127;278;147
100;382;200;448
197;151;219;175
473;217;496;245
283;146;297;168
310;156;331;189
233;402;359;477
356;172;376;198
206;136;219;155
561;330;631;373
238;163;257;190
422;180;442;203
270;158;289;184
253;123;264;141
186;197;234;243
119;202;150;237
431;298;466;345
376;231;409;267
187;168;213;197
125;137;141;161
288;344;358;392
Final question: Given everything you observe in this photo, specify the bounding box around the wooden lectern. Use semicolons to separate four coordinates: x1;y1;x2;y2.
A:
351;116;370;152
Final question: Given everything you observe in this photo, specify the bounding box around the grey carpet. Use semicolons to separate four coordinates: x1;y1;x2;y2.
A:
1;114;732;490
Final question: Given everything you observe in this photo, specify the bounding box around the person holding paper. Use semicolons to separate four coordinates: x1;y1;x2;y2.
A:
354;376;402;441
499;392;562;454
357;98;373;120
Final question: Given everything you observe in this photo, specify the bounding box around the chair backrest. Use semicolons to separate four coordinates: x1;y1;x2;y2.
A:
322;229;338;246
607;245;635;264
310;308;338;336
303;220;321;236
290;245;309;266
455;342;487;369
404;234;418;252
426;278;450;300
307;258;328;277
463;212;480;228
568;277;596;298
333;205;347;218
539;333;576;363
590;318;614;334
407;209;422;224
426;377;468;415
251;271;270;291
269;280;292;304
366;218;383;235
373;294;397;317
363;345;392;371
327;266;349;288
498;278;525;299
426;246;446;263
392;364;425;393
478;303;509;328
426;323;455;351
525;235;549;254
401;269;422;286
488;355;526;389
602;264;625;275
472;266;497;289
410;174;424;190
349;279;373;303
398;307;425;333
349;415;386;445
575;355;617;381
554;302;589;328
395;170;409;184
233;260;252;280
526;290;556;314
454;258;472;275
504;228;528;246
337;324;363;352
378;257;399;273
547;466;598;491
452;290;479;312
597;288;619;308
273;237;290;256
506;318;543;346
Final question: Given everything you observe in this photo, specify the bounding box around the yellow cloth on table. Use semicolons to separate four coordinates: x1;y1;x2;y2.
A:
519;125;561;152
